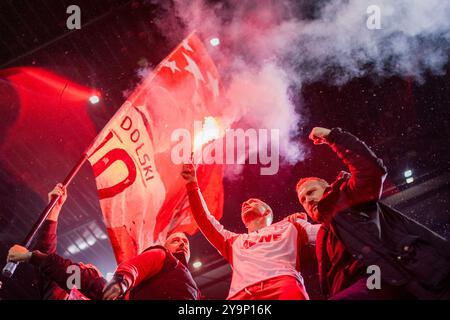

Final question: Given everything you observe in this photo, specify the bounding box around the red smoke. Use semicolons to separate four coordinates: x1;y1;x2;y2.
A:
0;67;98;197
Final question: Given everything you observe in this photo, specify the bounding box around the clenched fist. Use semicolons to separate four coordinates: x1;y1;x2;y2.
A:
48;183;67;208
309;127;331;145
102;281;123;300
102;274;129;300
7;245;32;263
181;163;197;184
47;183;67;221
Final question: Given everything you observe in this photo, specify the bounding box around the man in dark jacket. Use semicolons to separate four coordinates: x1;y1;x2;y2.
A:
7;184;107;300
102;232;200;300
295;127;450;300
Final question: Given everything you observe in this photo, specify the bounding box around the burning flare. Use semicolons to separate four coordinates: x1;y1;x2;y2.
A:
193;116;224;153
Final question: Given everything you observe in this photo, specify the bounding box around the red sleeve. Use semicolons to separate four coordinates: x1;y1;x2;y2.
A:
33;220;58;254
327;128;387;204
115;248;166;289
186;181;236;262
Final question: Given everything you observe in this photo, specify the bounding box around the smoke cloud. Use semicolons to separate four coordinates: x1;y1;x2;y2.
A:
149;0;450;176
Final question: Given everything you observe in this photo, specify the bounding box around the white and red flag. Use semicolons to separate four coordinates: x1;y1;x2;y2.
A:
87;32;224;263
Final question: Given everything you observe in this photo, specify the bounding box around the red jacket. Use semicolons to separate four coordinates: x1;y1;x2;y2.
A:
316;128;450;299
315;128;387;297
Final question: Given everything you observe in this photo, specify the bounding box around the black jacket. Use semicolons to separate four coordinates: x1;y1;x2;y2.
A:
316;128;450;299
30;220;68;300
30;220;106;300
122;245;200;300
30;250;107;300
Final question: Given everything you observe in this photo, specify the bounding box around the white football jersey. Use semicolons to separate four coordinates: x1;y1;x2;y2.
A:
186;182;320;299
226;219;318;298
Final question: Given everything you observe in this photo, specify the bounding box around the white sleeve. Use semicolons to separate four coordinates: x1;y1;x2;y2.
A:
295;218;321;245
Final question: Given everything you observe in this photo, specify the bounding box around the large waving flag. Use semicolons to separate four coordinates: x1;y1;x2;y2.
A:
87;33;224;263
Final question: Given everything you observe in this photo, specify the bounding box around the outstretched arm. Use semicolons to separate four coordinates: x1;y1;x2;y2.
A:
7;245;106;300
33;183;67;254
286;212;321;245
311;127;387;204
181;163;236;261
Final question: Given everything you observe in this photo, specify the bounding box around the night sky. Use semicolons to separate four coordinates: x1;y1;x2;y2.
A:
0;0;449;299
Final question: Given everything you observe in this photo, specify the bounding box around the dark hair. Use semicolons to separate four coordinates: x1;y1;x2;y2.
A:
165;232;189;243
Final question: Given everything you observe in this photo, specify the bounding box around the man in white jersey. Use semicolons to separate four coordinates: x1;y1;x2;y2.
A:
181;163;321;300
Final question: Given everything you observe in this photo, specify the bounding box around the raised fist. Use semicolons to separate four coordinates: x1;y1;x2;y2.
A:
309;127;331;145
7;245;32;263
181;163;197;184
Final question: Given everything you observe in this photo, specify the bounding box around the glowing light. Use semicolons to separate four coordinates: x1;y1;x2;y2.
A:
89;95;100;104
404;170;412;178
67;244;80;255
193;116;223;152
210;38;220;47
192;261;202;269
406;177;414;184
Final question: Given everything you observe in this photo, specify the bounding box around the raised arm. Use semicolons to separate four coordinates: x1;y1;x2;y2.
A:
311;127;387;204
33;183;67;254
181;163;236;261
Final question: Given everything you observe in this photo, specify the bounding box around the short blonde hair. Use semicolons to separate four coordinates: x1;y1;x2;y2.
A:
241;198;273;214
295;177;329;193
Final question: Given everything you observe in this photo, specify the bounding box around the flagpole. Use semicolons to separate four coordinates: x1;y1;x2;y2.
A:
2;31;203;278
2;152;89;278
2;68;142;279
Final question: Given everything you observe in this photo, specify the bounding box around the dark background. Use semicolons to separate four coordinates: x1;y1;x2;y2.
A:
0;0;449;299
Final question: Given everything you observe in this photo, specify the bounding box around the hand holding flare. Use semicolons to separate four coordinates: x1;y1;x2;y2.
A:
181;153;198;184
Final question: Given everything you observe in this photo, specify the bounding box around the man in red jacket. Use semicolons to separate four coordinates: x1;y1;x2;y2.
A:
102;232;200;300
295;127;450;300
